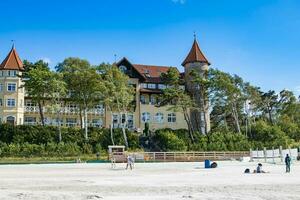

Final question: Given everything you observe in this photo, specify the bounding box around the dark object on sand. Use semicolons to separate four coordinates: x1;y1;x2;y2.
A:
205;160;211;168
244;168;250;173
210;162;218;168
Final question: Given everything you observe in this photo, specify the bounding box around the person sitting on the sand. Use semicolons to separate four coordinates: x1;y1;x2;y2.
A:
254;163;268;173
126;155;134;170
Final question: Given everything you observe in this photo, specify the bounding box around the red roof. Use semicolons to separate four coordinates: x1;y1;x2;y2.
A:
132;64;178;83
0;46;24;71
182;39;210;66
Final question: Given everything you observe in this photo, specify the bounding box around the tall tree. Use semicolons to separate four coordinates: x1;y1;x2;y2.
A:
23;61;53;126
57;58;103;141
261;90;278;124
99;64;135;148
46;72;67;142
160;68;196;142
209;69;244;134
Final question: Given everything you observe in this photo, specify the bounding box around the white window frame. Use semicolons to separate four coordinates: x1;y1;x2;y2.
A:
141;83;147;89
24;117;36;125
167;113;176;123
140;95;146;104
66;118;77;127
150;95;157;105
7;99;16;107
147;83;156;89
7;83;17;92
0;83;3;92
142;112;151;123
154;113;164;123
158;84;166;90
127;114;134;129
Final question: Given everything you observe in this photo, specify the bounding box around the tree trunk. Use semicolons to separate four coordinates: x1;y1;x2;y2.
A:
84;108;88;141
57;111;62;143
183;108;195;143
109;110;115;145
232;103;241;134
38;101;45;126
121;113;129;149
268;107;273;125
79;108;83;129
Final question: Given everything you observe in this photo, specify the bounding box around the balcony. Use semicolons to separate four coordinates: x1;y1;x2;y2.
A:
24;106;104;115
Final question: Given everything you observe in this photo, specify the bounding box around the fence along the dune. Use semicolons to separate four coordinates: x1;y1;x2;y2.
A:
250;146;299;163
131;151;249;162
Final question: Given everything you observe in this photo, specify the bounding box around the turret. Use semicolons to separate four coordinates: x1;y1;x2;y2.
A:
0;45;24;125
182;37;210;134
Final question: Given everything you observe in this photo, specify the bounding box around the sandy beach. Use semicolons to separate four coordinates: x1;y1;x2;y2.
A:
0;161;299;200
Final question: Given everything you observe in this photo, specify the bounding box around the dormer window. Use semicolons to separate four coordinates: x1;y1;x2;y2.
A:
119;65;127;73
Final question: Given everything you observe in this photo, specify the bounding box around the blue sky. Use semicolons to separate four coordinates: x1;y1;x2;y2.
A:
0;0;300;95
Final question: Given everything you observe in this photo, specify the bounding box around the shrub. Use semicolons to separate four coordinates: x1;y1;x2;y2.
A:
152;130;187;151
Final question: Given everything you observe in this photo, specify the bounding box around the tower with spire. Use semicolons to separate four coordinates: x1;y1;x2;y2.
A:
182;35;210;134
0;45;25;125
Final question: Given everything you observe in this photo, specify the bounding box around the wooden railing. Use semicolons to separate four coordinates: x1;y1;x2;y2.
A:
130;151;250;162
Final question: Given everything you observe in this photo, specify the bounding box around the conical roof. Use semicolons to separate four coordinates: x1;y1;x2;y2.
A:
182;39;210;66
0;46;24;71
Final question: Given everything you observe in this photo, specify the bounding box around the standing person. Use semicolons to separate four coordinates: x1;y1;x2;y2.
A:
126;155;134;170
285;154;291;173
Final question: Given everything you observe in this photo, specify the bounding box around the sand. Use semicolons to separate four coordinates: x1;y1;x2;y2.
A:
0;161;299;200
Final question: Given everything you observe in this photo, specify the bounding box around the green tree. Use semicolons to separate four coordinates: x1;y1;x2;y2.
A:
99;64;135;148
57;58;103;141
160;68;196;142
46;72;67;142
23;61;53;126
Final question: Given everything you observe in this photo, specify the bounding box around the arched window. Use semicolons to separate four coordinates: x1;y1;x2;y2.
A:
6;116;15;125
119;65;127;73
142;112;151;122
154;113;164;123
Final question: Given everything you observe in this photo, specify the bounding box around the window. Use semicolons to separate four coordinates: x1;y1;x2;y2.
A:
94;104;104;114
8;71;17;77
150;95;157;105
142;112;151;122
7;99;16;107
147;83;156;89
0;99;2;106
90;119;103;127
0;71;3;77
112;114;119;128
140;95;146;104
119;65;127;73
154;113;164;123
66;103;77;113
24;117;36;125
12;71;17;77
167;113;176;123
0;83;3;91
127;114;134;129
54;118;64;126
66;118;77;127
7;83;16;92
158;84;166;89
141;83;147;89
25;100;36;107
